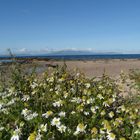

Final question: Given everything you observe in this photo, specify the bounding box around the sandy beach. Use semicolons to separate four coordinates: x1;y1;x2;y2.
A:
35;59;140;77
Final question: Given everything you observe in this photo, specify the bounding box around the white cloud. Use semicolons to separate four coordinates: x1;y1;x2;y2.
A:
18;48;28;53
56;47;95;52
39;48;52;53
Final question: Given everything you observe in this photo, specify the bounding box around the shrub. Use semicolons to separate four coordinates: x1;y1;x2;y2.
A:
0;66;140;140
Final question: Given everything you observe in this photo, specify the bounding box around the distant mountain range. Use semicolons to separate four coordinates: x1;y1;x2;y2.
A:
46;50;120;56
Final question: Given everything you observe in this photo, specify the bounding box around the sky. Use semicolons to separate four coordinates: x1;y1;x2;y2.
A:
0;0;140;54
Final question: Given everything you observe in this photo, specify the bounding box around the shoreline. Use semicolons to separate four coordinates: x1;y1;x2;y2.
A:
1;58;140;78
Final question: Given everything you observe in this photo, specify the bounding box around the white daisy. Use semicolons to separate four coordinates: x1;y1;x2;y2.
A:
51;117;61;127
58;111;66;117
84;111;89;116
10;135;19;140
97;94;104;100
74;123;87;135
42;111;53;118
91;107;96;114
85;83;90;88
107;132;116;140
53;100;63;107
108;111;114;118
57;125;67;133
40;123;47;132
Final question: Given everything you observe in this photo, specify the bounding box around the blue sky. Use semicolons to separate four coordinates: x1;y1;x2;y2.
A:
0;0;140;54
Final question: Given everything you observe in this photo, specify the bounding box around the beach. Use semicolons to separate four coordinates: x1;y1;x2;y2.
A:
34;59;140;77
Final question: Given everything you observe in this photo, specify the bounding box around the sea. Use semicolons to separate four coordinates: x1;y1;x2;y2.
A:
0;54;140;62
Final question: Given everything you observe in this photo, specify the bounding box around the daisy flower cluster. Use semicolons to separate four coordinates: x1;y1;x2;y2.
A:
0;66;140;140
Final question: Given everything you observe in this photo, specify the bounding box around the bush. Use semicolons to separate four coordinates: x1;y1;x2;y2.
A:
0;66;140;140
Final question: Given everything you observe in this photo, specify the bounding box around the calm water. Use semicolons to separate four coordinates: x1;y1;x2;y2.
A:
0;54;140;62
0;59;14;63
37;54;140;60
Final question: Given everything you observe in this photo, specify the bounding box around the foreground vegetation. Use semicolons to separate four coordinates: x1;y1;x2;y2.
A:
0;64;140;140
